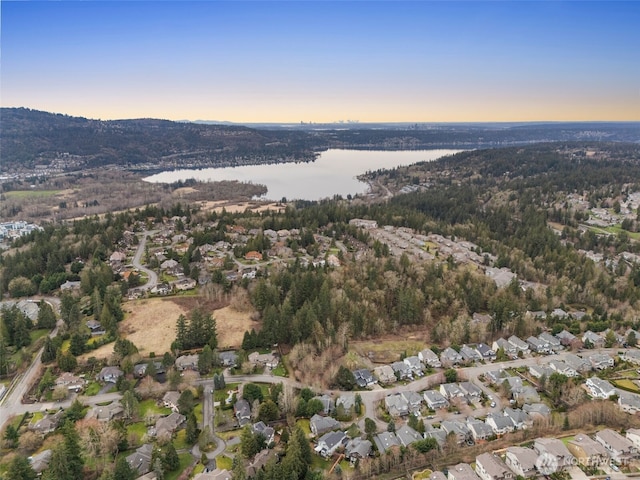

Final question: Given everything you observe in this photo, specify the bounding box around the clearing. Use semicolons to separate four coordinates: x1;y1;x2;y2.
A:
80;297;258;360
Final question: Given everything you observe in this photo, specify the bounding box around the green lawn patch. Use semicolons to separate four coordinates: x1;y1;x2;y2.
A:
214;383;239;403
297;419;311;436
216;455;233;471
194;403;203;424
139;399;171;416
165;453;193;480
84;382;101;396
61;339;70;353
127;422;148;445
613;379;640;393
311;455;330;470
173;429;191;450
30;329;50;343
560;435;575;446
30;412;44;424
272;364;288;377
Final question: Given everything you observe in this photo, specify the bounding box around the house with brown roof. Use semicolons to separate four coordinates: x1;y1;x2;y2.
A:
244;251;263;261
567;433;610;467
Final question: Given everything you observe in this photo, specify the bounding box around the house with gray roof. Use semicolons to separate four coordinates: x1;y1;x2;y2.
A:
391;361;413;380
467;419;494;442
234;399;251;426
618;392;640;414
441;347;463;366
582;330;605;348
475;343;496;361
585;377;616;399
492;339;517;358
527;336;549;354
459;381;482;401
621;349;640;365
30;410;64;434
155;412;185;439
374;431;400;453
528;364;553;379
345;437;372;462
522;403;551;419
29;449;52;474
441;420;470;444
175;354;199;371
401;391;423;413
556;329;577;346
440;383;463;399
539;332;562;351
563;353;592;374
86;401;124;422
353;369;376;388
97;366;123;383
403;356;424;376
588;353;614;370
385;393;409;417
504;447;538;478
507;335;529;354
460;345;482;363
485;413;515;436
396;424;422;447
315;430;347;458
475;452;514;480
533;437;575;472
503;408;531;430
313;394;334;415
429;472;448;480
310;414;340;437
484;369;507;384
126;443;153;475
424;425;447;447
548;360;577;377
567;433;609;467
219;351;238;367
626;428;640;450
374;365;396;384
419;348;442;368
595;428;638;464
424;390;449;410
252;421;275;444
513;386;540;403
163;391;180;412
336;393;356;412
448;462;480;480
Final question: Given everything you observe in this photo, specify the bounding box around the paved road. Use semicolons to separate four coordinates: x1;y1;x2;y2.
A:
132;231;158;291
192;384;227;461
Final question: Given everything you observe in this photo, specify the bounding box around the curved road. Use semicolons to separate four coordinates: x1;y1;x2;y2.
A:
132;231;158;291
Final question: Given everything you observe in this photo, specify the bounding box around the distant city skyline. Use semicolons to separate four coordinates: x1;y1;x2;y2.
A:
2;1;639;122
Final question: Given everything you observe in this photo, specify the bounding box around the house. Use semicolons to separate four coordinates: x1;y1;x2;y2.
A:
30;410;64;434
60;280;81;291
424;425;447;448
539;332;562;351
503;408;531;430
29;449;52;474
110;251;127;263
502;376;524;395
459;381;482;402
475;452;514;480
160;259;178;270
86;319;106;335
126;443;153;475
551;308;568;319
175;354;199;371
467;419;494;442
424;390;449;410
391;361;413;381
234;399;251;427
563;353;592;374
374;432;400;453
353;369;376;388
556;329;577;346
396;424;422;447
626;428;640;450
219;351;238;368
441;347;463;366
522;403;551;420
55;372;86;392
429;473;448;480
595;428;638;464
475;343;496;362
447;462;480;480
585;377;616;399
193;469;232;480
248;351;279;369
507;335;529;354
252;421;275;444
484;369;507;385
533;437;575;472
485;413;514;436
310;414;340;436
588;353;615;370
505;447;538;478
492;339;517;359
336;394;356;413
460;345;482;363
512;386;540;403
528;364;553;379
345;437;372;462
244;251;263;261
86;401;124;422
567;433;610;467
621;349;640;365
312;394;334;415
374;365;396;384
163;391;180;412
582;330;605;348
419;348;442;368
246;449;277;477
133;362;165;378
618;392;640;413
155;412;185;439
96;366;123;383
527;336;549;354
401;391;423;413
440;383;463;400
403;356;424;376
174;277;197;291
441;421;470;444
548;360;577;377
385;394;409;417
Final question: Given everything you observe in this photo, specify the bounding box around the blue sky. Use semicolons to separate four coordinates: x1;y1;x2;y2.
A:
2;1;639;122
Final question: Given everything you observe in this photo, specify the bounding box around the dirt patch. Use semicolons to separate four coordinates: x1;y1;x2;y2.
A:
80;296;257;361
198;201;285;214
351;334;428;364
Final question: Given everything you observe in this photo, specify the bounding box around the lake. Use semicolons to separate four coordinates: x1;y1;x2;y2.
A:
144;149;461;201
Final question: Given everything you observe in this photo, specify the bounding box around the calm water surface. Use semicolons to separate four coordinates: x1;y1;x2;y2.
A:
144;149;461;201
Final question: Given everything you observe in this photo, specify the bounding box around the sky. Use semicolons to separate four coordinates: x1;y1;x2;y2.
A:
1;1;639;123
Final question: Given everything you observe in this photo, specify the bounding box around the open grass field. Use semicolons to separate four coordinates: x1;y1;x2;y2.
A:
81;296;257;360
4;189;62;199
351;337;426;364
165;453;193;480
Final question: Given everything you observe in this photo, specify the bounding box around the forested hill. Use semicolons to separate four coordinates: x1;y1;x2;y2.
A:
2;107;639;171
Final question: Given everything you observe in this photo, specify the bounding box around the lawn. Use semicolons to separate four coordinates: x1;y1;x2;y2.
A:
613;379;640;393
194;403;203;424
216;455;233;470
412;469;434;479
214;383;239;403
165;453;193;480
127;422;148;445
311;455;330;471
173;430;191;450
84;382;101;396
139;399;171;416
560;435;575;446
272;364;288;377
29;329;50;343
4;189;62;199
297;419;311;436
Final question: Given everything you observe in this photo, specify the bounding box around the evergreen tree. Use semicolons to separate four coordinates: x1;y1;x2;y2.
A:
113;456;136;480
162;443;180;472
63;421;84;480
5;455;37;480
186;412;199;444
42;336;57;363
198;345;213;375
37;302;57;329
44;444;70;480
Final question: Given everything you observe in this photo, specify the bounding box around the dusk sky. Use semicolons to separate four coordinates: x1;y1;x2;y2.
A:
2;1;639;123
